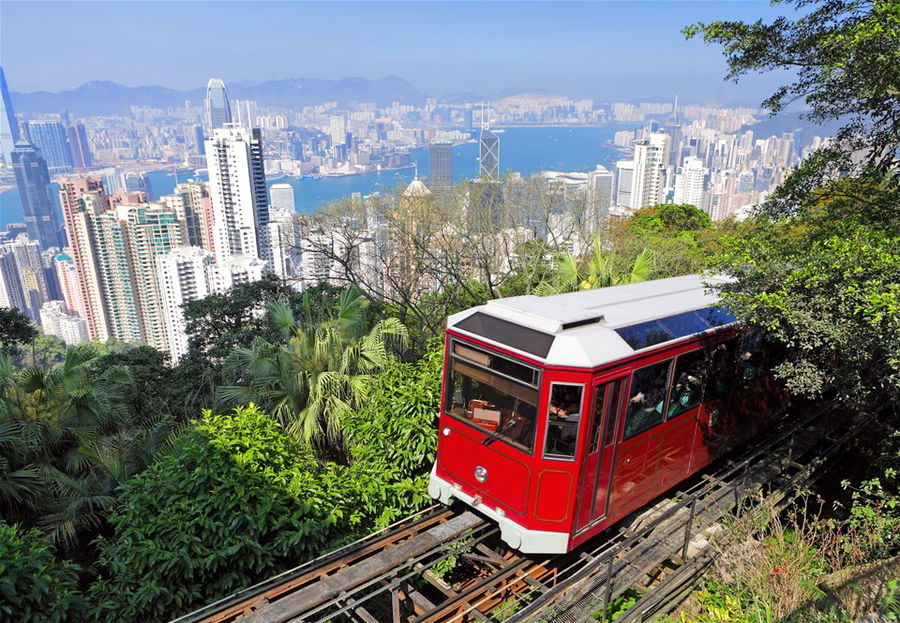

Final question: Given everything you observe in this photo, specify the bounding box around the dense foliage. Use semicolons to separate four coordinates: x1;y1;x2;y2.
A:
0;346;176;553
219;289;408;459
90;342;443;621
715;175;900;406
0;307;37;357
0;521;87;622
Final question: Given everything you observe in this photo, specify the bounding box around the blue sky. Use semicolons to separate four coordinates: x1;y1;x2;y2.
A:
2;1;796;103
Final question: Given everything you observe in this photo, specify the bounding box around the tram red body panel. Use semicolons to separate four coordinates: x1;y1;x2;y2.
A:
429;275;783;554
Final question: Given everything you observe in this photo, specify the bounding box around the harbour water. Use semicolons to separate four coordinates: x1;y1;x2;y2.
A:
0;125;632;229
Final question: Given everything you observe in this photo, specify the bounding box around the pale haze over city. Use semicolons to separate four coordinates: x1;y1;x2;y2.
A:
4;1;889;621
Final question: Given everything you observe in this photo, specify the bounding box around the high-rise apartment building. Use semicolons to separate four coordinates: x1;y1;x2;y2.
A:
205;125;272;266
614;160;635;207
0;249;27;315
40;300;89;345
26;120;73;174
205;78;233;130
10;139;62;249
268;207;301;282
156;246;216;361
270;183;295;212
161;182;213;250
66;123;92;168
630;132;669;209
479;129;500;180
54;253;85;319
120;205;183;350
329;114;347;147
589;165;615;225
0;66;19;164
673;156;708;209
429;143;453;185
59;178;110;340
3;236;50;320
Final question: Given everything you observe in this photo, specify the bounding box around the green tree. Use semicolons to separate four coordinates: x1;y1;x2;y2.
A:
625;204;712;234
0;521;87;622
714;175;900;407
88;345;193;423
0;307;37;358
687;1;900;408
218;289;408;459
89;405;421;622
536;235;655;295
0;346;175;552
684;0;900;170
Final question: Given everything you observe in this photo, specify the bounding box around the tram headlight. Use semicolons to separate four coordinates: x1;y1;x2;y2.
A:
474;465;488;483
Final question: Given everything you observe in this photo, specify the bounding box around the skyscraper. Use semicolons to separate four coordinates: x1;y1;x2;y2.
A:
673;156;708;209
0;66;19;164
205;125;272;265
10;139;62;249
59;178;110;340
479;129;500;180
429;143;453;185
329;114;347;147
156;246;216;361
630;132;669;209
205;78;233;130
614;160;635;207
66;123;92;168
26;120;74;174
270;183;295;212
192;124;205;155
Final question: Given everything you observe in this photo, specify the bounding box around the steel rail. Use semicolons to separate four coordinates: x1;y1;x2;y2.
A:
509;403;870;623
175;505;459;623
180;398;862;623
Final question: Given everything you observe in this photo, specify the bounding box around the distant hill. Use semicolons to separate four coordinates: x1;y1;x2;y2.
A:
10;76;427;116
740;111;843;146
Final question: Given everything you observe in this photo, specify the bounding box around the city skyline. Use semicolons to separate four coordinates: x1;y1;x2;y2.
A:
2;1;795;104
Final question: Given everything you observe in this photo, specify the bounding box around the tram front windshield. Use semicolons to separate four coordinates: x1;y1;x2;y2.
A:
444;345;539;453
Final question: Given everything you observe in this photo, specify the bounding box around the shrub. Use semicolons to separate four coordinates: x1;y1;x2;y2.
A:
0;522;86;622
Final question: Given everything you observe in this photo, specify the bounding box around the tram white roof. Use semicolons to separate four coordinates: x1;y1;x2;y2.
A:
447;274;734;368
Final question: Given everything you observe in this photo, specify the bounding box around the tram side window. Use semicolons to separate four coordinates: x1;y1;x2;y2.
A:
544;384;584;460
624;360;672;440
736;332;764;382
669;350;706;418
703;338;738;401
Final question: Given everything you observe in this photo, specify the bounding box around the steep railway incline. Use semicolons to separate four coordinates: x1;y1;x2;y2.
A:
175;400;870;623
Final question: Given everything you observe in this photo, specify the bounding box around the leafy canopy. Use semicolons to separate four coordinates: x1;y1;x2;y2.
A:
684;0;900;169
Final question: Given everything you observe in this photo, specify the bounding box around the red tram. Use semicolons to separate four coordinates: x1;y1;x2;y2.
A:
428;274;781;553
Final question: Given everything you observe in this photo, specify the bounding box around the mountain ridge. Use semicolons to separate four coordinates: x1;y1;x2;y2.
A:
10;76;427;116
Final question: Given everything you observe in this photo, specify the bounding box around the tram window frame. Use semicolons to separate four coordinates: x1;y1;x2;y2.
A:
736;332;765;383
604;380;623;447
444;339;542;454
543;382;585;461
623;359;674;440
703;337;739;401
667;349;706;419
588;380;623;453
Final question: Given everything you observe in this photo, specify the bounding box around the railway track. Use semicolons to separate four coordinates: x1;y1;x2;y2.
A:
175;399;871;623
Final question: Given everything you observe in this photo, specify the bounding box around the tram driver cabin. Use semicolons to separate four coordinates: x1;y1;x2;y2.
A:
429;274;780;554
